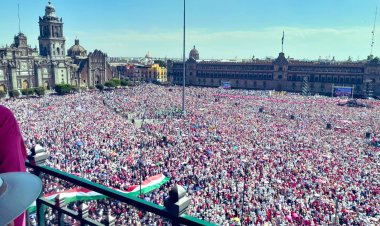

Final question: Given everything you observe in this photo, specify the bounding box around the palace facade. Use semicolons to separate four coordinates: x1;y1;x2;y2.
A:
168;46;380;97
0;2;112;92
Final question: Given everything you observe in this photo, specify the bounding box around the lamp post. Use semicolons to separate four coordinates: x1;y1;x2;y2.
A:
241;161;248;225
334;198;339;225
139;157;143;197
182;0;186;115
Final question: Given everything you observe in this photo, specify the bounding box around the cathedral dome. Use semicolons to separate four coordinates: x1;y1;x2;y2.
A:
189;45;199;60
68;39;87;58
145;52;152;59
45;1;57;18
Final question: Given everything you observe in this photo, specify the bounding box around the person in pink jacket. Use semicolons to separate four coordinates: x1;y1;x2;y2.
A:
0;105;27;226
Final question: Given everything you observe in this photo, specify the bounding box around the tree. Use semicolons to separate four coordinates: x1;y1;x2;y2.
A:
55;84;76;95
0;90;6;99
27;88;35;96
21;88;35;96
110;78;121;87
9;90;20;98
34;87;46;96
95;84;104;91
120;79;129;86
104;81;114;88
104;79;121;88
20;89;28;96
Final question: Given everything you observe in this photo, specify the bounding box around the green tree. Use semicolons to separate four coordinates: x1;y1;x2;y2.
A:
104;81;114;88
27;88;35;96
120;79;129;86
0;90;6;99
110;78;121;86
95;84;104;91
21;89;28;96
9;90;20;98
55;84;76;95
34;87;46;96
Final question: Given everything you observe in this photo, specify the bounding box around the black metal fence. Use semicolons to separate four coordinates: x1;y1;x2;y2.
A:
25;160;214;226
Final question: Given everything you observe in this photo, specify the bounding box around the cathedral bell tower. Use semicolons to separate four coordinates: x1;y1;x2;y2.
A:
38;1;66;58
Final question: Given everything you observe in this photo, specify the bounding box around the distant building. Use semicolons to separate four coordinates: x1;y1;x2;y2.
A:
147;64;167;82
168;47;380;97
68;39;113;87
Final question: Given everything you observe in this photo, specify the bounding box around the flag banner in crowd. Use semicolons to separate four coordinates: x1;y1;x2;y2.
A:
28;174;170;212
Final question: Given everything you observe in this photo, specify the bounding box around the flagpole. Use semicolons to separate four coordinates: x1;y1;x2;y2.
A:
282;31;284;53
182;0;186;115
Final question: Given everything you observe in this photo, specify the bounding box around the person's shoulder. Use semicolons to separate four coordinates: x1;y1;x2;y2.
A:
0;105;16;125
0;105;13;116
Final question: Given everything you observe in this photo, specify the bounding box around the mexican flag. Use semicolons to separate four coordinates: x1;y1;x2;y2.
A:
29;174;170;212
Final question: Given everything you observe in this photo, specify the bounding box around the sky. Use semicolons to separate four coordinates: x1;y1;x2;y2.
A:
0;0;380;60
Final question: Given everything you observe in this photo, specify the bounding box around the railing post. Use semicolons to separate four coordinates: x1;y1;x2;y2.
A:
103;208;116;226
27;144;49;226
164;184;191;226
55;194;66;225
78;203;89;225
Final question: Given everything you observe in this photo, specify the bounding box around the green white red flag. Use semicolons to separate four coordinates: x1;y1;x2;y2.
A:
29;174;170;212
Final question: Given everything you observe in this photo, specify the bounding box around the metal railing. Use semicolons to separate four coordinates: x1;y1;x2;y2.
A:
26;147;215;226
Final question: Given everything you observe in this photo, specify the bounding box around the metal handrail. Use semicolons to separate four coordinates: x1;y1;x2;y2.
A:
26;161;215;226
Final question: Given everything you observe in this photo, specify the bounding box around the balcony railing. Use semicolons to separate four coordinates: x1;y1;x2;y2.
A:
25;147;215;226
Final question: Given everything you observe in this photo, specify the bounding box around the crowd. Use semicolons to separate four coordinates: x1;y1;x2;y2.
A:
1;84;379;225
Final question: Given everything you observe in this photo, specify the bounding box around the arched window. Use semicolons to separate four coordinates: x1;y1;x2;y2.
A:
22;80;29;89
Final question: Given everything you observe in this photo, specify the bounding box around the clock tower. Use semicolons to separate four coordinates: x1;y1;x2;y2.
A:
38;1;66;58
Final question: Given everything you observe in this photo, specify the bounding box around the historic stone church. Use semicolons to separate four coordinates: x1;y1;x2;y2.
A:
0;1;112;92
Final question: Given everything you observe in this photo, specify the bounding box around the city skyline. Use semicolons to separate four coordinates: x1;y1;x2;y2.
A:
0;0;380;60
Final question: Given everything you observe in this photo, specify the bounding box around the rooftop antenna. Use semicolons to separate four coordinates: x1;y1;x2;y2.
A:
17;4;21;33
370;6;378;56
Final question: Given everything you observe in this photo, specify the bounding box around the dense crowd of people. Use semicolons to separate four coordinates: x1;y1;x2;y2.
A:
1;84;379;225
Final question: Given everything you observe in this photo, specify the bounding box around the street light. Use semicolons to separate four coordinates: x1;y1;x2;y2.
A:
138;157;144;197
182;0;186;115
240;160;249;225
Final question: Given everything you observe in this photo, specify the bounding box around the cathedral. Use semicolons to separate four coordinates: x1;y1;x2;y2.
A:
0;1;112;92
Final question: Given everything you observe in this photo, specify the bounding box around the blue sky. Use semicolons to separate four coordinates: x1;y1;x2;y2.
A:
0;0;379;60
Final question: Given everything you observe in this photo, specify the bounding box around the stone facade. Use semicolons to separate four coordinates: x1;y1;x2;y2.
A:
0;2;112;92
147;64;168;82
168;48;380;98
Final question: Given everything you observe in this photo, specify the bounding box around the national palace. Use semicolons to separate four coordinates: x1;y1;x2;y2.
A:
168;46;380;97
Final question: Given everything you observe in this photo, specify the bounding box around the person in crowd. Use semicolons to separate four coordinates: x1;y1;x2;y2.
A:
0;106;28;226
1;84;379;225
